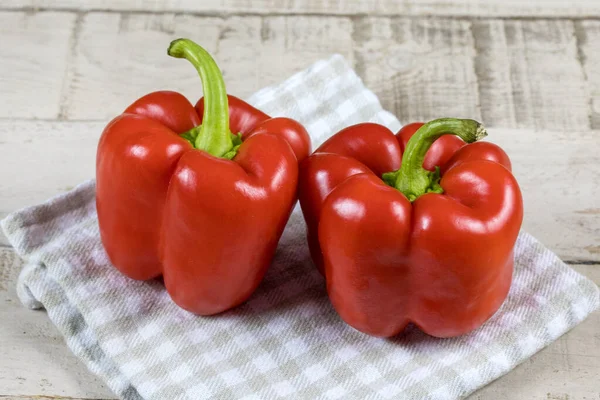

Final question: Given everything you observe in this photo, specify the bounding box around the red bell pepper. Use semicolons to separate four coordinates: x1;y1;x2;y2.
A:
97;39;311;315
299;119;523;337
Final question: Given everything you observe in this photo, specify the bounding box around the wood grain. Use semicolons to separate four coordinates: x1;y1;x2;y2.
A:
353;17;481;125
0;120;100;246
2;0;600;18
473;20;590;131
2;11;594;133
0;249;115;399
0;120;99;225
0;12;75;119
575;20;600;130
60;12;354;121
489;128;600;262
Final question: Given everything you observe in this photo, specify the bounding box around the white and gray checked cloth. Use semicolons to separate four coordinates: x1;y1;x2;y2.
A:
2;55;599;400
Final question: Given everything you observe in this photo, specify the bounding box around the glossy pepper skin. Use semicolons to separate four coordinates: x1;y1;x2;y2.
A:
299;119;523;338
96;39;311;315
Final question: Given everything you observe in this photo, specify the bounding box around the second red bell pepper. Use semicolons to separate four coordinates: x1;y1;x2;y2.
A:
299;119;523;338
97;39;311;315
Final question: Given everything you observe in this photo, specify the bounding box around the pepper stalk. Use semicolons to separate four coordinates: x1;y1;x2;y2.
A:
168;38;240;159
382;118;487;201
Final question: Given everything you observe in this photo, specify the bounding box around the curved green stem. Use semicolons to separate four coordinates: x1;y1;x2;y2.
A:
168;38;234;158
382;118;487;201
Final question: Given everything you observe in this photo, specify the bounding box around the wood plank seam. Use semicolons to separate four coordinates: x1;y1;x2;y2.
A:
57;12;84;121
472;19;592;131
573;21;596;130
0;11;77;119
3;7;600;20
467;20;485;128
349;16;365;80
0;396;111;399
565;260;600;266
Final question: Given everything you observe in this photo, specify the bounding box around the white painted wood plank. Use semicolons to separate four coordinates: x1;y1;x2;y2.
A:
575;20;600;130
2;0;600;18
472;20;517;128
60;12;221;121
0;120;101;246
489;127;600;262
61;13;353;121
252;16;354;89
0;249;115;399
473;20;590;131
1;121;599;262
353;17;481;125
2;11;595;133
0;11;76;119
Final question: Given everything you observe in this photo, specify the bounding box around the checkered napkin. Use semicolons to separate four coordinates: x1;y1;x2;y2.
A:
3;55;599;400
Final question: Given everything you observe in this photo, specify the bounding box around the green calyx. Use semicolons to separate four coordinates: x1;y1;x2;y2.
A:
168;38;237;159
382;118;487;201
180;127;242;160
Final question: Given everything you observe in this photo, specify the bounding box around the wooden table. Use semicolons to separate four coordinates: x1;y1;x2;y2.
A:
1;1;599;399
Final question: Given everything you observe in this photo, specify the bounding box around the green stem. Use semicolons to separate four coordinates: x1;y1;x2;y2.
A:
168;38;234;158
382;118;487;201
